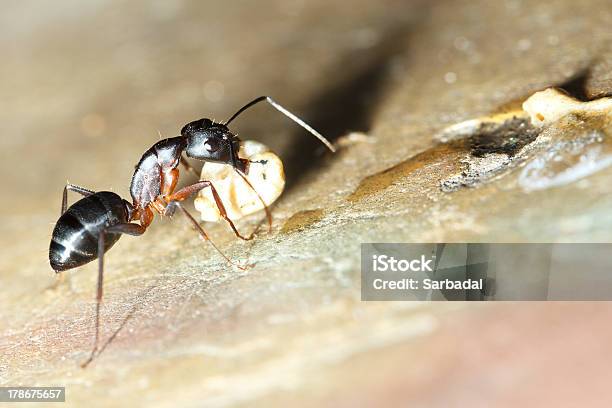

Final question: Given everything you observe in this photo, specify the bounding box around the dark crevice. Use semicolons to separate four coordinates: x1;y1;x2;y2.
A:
474;66;598;158
467;117;540;158
281;24;419;188
556;67;591;102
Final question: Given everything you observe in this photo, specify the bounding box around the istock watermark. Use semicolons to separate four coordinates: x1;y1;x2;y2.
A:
372;254;434;272
361;243;612;301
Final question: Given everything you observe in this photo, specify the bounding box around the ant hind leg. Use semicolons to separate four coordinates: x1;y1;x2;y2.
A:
80;229;107;368
61;183;95;215
80;222;146;368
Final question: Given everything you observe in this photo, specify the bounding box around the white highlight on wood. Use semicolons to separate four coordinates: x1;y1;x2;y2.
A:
522;88;612;128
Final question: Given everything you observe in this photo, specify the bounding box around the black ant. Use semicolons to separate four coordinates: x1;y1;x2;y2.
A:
49;96;334;367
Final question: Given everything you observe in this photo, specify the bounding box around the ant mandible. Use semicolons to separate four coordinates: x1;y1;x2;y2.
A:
49;96;335;367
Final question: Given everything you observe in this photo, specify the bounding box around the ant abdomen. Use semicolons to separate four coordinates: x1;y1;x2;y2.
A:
49;192;128;272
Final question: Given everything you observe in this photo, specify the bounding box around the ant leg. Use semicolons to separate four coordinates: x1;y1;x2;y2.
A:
167;181;256;240
81;229;107;368
224;96;335;152
61;183;95;215
167;201;246;270
81;223;146;368
107;223;147;236
233;168;272;233
180;155;200;178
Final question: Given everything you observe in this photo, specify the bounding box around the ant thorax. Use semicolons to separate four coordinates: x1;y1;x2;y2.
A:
130;137;184;208
194;140;285;222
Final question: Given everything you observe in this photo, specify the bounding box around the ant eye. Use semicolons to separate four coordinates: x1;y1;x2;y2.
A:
204;137;222;152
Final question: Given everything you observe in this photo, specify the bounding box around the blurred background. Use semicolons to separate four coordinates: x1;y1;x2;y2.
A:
1;0;612;406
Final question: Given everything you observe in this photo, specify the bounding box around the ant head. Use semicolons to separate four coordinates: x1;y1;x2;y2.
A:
181;118;243;169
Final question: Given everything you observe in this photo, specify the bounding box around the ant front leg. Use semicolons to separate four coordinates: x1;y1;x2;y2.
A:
81;222;146;368
166;180;257;241
165;201;247;270
61;183;95;215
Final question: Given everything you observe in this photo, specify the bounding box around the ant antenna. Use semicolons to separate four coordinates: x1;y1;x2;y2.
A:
224;96;336;152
